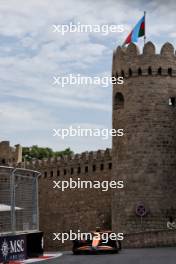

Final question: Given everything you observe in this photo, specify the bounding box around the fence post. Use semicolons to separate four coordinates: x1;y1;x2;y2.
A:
10;168;17;233
36;173;40;230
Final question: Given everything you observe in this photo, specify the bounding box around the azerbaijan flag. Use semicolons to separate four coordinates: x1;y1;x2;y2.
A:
123;15;145;46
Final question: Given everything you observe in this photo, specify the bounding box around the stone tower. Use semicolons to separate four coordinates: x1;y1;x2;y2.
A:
0;141;22;165
112;42;176;234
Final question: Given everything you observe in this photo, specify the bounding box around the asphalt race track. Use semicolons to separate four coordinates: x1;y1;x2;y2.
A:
54;248;176;264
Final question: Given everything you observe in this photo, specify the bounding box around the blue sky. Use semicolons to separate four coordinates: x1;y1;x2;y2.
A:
0;0;176;153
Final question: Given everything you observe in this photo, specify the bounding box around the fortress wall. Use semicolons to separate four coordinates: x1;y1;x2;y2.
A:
26;148;112;250
123;230;176;248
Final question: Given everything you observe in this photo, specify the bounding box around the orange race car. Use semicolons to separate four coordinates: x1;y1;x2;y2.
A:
72;229;121;254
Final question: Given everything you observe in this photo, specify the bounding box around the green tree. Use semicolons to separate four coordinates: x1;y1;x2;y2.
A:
22;145;73;161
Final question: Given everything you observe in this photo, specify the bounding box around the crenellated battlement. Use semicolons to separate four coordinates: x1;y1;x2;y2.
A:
112;42;176;78
26;148;112;167
24;148;112;178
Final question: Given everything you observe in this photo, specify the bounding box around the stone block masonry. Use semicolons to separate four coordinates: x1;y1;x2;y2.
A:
25;149;112;250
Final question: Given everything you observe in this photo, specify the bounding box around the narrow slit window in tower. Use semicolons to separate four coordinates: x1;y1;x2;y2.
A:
129;68;132;77
138;68;142;76
93;165;96;172
158;67;162;75
168;68;172;76
148;67;152;75
100;164;104;170
77;167;81;174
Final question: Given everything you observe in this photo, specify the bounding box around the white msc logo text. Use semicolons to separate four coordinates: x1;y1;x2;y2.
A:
1;238;25;259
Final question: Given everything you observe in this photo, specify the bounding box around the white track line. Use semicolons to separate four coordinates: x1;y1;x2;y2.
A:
9;253;63;264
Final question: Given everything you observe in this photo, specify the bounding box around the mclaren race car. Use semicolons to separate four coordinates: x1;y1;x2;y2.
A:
72;229;121;254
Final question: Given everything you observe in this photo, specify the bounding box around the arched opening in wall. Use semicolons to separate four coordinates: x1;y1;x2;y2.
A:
129;68;132;77
77;167;81;174
114;92;124;110
158;67;162;75
64;169;67;175
148;67;152;75
50;171;53;177
71;168;74;175
168;68;172;76
44;171;47;178
57;170;60;176
138;68;142;76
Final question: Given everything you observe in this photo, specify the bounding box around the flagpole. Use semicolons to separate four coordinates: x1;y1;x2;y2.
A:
144;11;146;46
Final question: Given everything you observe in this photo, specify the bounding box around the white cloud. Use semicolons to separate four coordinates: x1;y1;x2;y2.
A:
0;0;176;152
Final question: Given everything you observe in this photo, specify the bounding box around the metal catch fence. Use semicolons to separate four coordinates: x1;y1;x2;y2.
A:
0;166;40;234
